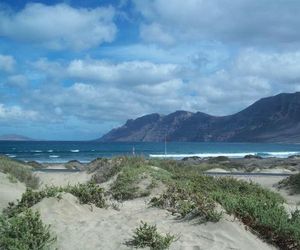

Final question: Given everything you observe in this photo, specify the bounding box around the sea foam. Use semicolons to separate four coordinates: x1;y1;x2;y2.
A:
149;151;299;159
49;155;60;158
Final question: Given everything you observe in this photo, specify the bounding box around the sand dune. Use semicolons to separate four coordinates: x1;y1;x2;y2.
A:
34;171;91;188
0;172;26;212
32;193;275;250
3;162;297;249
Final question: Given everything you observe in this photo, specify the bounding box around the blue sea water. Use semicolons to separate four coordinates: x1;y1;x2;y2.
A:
1;141;300;163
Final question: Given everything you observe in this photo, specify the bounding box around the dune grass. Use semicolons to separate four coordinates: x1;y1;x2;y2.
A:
103;157;300;248
278;173;300;194
109;157;172;200
4;183;106;218
2;156;299;249
1;182;106;249
150;185;222;223
108;157;297;249
0;156;39;189
89;157;125;183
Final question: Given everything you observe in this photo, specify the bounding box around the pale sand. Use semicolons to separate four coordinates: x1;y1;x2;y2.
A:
34;171;92;188
45;164;68;170
0;172;26;212
205;168;229;173
252;168;294;174
33;193;275;250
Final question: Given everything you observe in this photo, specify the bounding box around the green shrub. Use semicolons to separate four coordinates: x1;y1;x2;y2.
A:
4;186;63;217
0;209;56;250
278;173;300;194
109;157;173;201
66;183;106;208
150;186;222;223
4;183;106;217
0;156;39;189
126;221;176;250
149;161;299;249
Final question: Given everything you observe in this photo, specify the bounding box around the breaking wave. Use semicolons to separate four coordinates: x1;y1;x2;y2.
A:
149;151;299;159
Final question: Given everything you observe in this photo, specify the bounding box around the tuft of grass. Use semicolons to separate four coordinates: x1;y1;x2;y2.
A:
126;221;176;250
109;159;149;200
67;183;106;208
4;183;106;217
150;185;222;223
109;157;172;201
278;173;300;194
7;174;18;183
0;156;39;189
89;157;124;184
0;209;56;250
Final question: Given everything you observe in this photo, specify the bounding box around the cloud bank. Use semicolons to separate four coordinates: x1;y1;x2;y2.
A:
1;0;300;139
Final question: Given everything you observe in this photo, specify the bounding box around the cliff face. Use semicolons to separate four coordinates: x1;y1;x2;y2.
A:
99;92;300;143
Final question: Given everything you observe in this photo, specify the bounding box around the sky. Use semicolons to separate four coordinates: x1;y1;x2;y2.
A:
1;0;300;140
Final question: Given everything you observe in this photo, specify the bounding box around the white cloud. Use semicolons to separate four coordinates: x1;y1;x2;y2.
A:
67;59;180;85
0;54;15;73
135;79;183;96
0;3;117;50
7;74;28;88
140;23;174;45
134;0;300;47
26;47;300;122
29;78;194;123
31;58;65;79
0;103;39;121
234;49;300;84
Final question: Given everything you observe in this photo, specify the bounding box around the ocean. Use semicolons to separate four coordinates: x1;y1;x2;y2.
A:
1;141;300;163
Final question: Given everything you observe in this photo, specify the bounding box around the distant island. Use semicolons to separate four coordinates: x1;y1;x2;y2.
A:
0;134;35;141
99;92;300;143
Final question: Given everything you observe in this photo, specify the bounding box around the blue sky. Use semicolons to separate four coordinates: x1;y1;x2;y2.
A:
1;0;300;140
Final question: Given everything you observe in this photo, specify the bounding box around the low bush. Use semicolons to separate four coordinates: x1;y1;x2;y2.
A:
0;209;56;250
66;183;106;208
4;186;63;217
4;183;106;217
126;221;176;250
148;161;299;249
213;191;300;249
150;186;222;223
0;156;39;189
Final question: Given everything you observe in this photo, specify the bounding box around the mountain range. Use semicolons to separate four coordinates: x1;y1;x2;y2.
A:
99;92;300;143
0;134;34;141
